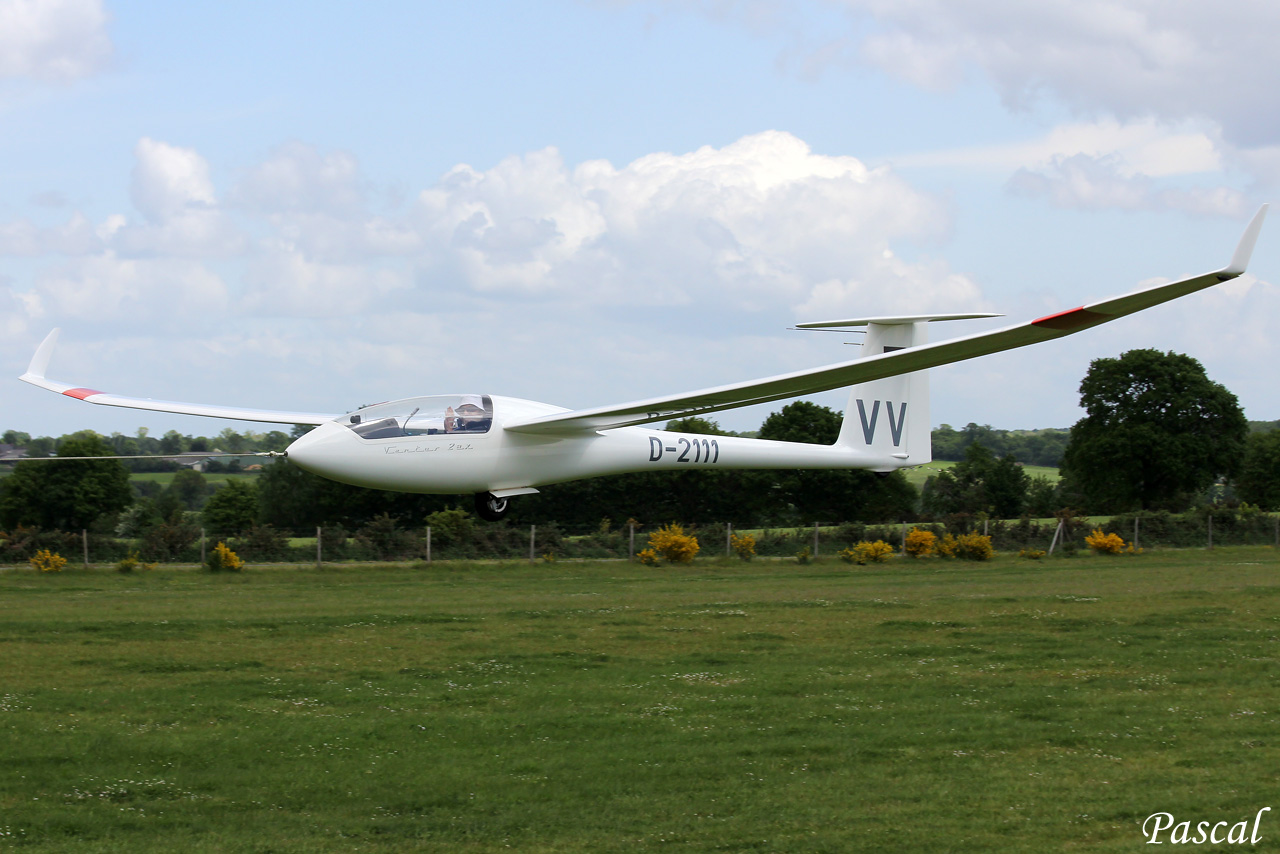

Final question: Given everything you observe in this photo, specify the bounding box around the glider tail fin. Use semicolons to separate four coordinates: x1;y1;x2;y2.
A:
795;313;999;468
835;320;931;469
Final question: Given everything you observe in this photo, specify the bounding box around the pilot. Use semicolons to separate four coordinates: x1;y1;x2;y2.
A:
453;394;492;432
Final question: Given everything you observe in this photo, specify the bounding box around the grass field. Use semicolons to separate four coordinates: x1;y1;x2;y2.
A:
1;550;1277;852
901;460;1060;489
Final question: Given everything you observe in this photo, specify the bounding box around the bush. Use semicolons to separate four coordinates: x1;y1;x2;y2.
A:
116;551;156;573
207;541;244;572
1085;529;1127;555
1018;548;1046;560
636;548;660;566
30;549;66;572
955;533;995;560
904;528;936;558
646;524;700;563
357;513;420;560
141;511;200;561
939;532;994;561
729;532;756;561
839;540;895;565
237;524;289;561
424;507;474;547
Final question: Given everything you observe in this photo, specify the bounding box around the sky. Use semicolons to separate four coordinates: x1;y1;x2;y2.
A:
4;0;1280;440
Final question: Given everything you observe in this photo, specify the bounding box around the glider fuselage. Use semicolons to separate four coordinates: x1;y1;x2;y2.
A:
284;394;902;495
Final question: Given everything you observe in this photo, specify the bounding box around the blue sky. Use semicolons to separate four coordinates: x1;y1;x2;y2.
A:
4;0;1279;440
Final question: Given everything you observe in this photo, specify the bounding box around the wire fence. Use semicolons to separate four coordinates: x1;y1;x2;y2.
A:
2;507;1278;567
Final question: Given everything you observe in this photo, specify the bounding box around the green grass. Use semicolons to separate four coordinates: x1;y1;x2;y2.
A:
0;550;1277;851
902;460;1060;489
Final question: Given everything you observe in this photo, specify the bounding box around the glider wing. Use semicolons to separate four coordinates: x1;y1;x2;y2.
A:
20;330;339;426
503;205;1269;435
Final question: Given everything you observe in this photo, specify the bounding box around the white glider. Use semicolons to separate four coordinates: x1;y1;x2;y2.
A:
20;206;1269;519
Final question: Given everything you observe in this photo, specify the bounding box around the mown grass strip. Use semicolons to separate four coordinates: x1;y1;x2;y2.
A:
0;549;1276;852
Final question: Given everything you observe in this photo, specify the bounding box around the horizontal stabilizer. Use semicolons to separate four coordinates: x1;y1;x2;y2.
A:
796;313;1003;328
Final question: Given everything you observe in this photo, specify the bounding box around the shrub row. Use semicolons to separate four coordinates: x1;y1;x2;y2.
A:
2;506;1276;565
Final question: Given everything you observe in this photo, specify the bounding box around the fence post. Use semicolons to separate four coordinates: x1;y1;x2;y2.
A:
1048;519;1064;554
813;522;819;558
200;528;206;566
316;526;322;568
1134;516;1140;551
82;529;89;568
529;525;536;562
1208;512;1213;550
629;522;635;561
426;526;432;564
1274;514;1278;548
726;522;732;558
901;521;907;556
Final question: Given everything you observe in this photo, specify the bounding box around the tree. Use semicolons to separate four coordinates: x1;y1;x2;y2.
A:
202;479;259;535
0;432;133;530
216;428;246;454
1059;349;1247;512
920;445;1028;519
169;468;212;510
756;401;917;524
159;430;186;455
983;453;1031;518
1235;430;1280;509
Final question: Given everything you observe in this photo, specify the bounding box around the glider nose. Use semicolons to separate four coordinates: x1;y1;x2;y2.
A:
285;420;355;480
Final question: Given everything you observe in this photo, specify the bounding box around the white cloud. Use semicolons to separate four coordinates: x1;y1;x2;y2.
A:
240;246;407;318
231;142;367;216
0;0;112;82
841;1;1280;148
130;138;217;222
1009;153;1249;216
29;254;229;324
5;130;993;432
893;117;1224;178
413;131;959;315
0;213;101;256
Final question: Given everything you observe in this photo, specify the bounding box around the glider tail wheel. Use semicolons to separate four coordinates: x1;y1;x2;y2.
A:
475;492;511;522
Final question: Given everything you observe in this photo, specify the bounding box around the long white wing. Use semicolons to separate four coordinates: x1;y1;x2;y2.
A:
20;330;338;426
503;205;1269;435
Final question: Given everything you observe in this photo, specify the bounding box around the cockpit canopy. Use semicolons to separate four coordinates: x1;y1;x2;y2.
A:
340;394;494;440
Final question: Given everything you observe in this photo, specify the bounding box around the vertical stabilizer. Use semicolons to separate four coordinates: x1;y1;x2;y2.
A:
795;313;1001;469
835;320;930;468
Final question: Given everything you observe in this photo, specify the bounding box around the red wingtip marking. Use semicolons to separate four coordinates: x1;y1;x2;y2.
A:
63;387;103;400
1031;307;1108;331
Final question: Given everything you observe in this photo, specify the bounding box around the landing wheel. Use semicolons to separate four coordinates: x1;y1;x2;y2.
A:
474;492;511;522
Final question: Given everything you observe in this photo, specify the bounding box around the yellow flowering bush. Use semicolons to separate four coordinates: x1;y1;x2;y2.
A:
1085;529;1126;555
116;551;156;573
207;541;245;572
839;540;895;565
904;528;937;558
729;532;756;561
30;549;66;572
937;533;994;561
647;524;700;564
